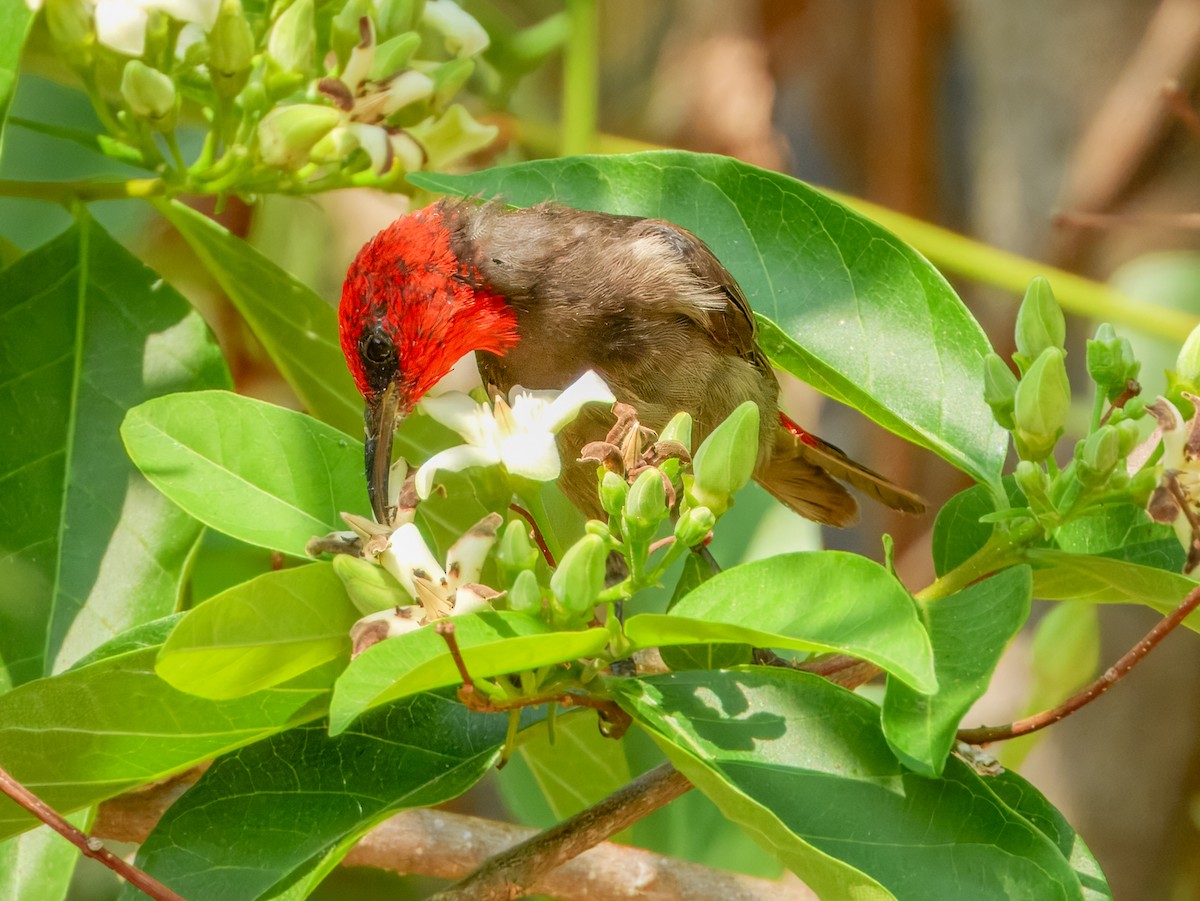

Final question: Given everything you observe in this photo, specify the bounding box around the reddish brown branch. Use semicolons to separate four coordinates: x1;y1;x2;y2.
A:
428;762;694;901
1053;210;1200;230
0;765;185;901
1163;79;1200;141
958;584;1200;745
509;503;557;568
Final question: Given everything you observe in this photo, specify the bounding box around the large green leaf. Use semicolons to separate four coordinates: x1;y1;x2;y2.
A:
0;645;331;839
413;152;1006;485
156;563;357;699
0;219;230;684
123;692;514;901
157;200;363;436
883;566;1031;775
0;0;33;152
616;669;1098;900
122;390;367;557
1029;550;1200;628
0;817;86;901
328;612;608;734
625;551;936;693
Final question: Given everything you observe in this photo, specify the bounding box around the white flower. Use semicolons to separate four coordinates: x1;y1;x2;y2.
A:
367;512;503;620
415;370;616;499
87;0;219;56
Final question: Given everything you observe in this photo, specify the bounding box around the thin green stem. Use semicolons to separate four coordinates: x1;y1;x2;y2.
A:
1089;389;1106;434
0;178;167;205
915;519;1041;602
561;0;599;156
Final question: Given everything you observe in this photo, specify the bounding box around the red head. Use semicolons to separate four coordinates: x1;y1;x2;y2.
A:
339;200;519;522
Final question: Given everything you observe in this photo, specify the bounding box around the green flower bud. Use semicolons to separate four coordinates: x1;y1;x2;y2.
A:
1013;347;1070;462
550;533;606;615
1086;323;1140;401
1177;323;1200;384
674;505;716;547
237;81;268;116
1115;418;1141;457
120;61;176;127
210;0;255;97
406;104;498;168
599;470;628;519
623;467;668;538
333;553;408;615
377;0;424;38
983;352;1018;430
584;519;611;539
267;0;315;75
1013;460;1051;509
331;0;372;63
257;104;341;169
506;568;541;615
689;401;760;515
1078;426;1119;486
658;411;693;454
1130;468;1159;506
370;32;422;81
495;519;538;586
1013;276;1066;374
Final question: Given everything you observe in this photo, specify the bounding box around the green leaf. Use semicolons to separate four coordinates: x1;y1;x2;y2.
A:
157;563;357;699
0;817;86;901
988;769;1112;900
931;478;1031;576
124;692;513;901
1053;503;1185;572
0;647;331;839
0;0;34;152
616;669;1096;900
412;152;1006;485
883;566;1031;775
121;390;367;557
328;612;608;734
1028;550;1200;628
625;552;936;693
156;200;363;436
506;712;631;824
0;219;230;684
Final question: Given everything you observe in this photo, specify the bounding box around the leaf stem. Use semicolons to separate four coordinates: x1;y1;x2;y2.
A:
561;0;599;156
0;178;167;204
916;519;1040;602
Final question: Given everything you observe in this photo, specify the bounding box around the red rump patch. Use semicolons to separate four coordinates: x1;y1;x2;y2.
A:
339;201;519;404
780;412;821;448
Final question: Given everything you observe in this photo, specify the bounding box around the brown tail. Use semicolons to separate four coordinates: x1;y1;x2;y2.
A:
755;414;927;527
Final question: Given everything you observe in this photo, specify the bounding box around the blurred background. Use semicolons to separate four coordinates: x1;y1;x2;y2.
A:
8;0;1200;898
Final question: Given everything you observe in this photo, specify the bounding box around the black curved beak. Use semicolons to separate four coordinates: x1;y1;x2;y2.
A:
364;380;405;526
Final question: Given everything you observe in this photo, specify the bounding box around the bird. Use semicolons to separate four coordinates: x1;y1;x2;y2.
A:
338;197;925;527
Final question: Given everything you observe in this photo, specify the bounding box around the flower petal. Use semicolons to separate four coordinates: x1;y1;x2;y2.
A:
445;512;503;588
500;431;561;483
350;605;424;657
379;523;446;596
539;370;616;433
452;586;494;617
420;391;490;444
414;444;499;499
95;0;149;55
422;0;489;57
150;0;219;28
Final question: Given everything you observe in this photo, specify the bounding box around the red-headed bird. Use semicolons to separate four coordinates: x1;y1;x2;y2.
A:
339;199;924;526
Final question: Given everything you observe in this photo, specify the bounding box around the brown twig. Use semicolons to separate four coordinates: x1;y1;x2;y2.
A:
1099;379;1142;426
958;583;1200;745
428;762;694;901
0;765;185;901
508;503;557;568
94;788;814;901
1053;210;1200;230
1163;79;1200;141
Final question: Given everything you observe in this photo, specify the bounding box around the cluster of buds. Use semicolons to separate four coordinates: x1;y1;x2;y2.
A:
29;0;498;191
983;278;1156;531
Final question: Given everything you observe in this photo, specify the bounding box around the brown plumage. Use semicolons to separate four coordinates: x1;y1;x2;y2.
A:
339;198;924;526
